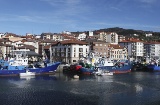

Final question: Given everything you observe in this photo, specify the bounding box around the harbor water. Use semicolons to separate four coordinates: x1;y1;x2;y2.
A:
0;72;160;105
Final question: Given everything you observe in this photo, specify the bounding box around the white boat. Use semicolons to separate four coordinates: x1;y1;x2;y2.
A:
20;75;35;80
73;75;79;79
20;70;35;77
100;71;113;76
0;49;61;76
95;68;113;76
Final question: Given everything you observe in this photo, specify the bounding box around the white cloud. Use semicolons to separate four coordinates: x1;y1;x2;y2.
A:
110;7;122;11
134;0;159;10
137;0;157;4
41;0;81;6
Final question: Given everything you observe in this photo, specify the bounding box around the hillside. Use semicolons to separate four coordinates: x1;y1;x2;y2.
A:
94;27;158;36
72;27;160;41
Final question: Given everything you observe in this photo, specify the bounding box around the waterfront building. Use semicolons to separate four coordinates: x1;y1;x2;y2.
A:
144;41;160;60
108;44;128;60
119;38;144;61
51;40;89;64
0;38;13;58
91;41;109;58
20;39;39;54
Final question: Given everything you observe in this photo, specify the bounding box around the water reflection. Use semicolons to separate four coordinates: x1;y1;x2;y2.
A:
1;72;160;105
0;75;57;81
61;73;96;81
5;75;57;88
135;83;143;93
20;75;35;80
96;75;114;82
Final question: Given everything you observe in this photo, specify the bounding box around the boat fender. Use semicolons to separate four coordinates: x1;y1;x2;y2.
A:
15;66;18;69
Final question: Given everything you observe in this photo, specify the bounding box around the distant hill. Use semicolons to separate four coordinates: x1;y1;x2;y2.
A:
93;27;157;36
71;27;160;41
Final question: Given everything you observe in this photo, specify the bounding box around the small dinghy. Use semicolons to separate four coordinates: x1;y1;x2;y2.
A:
95;68;113;76
20;70;35;77
73;75;79;79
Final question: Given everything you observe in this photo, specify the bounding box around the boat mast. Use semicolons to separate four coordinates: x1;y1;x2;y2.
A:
50;44;52;63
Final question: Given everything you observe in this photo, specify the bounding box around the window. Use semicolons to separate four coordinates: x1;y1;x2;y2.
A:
79;48;83;52
68;48;70;52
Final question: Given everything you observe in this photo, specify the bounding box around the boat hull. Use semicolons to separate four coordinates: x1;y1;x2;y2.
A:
0;62;61;76
20;72;35;77
79;67;95;75
98;64;132;74
95;71;113;76
147;65;160;71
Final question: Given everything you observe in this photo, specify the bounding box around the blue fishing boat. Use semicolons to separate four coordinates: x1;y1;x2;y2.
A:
0;60;61;76
78;51;133;74
146;60;160;71
147;63;160;71
79;66;95;75
96;58;133;74
147;64;160;71
0;50;61;76
78;59;95;75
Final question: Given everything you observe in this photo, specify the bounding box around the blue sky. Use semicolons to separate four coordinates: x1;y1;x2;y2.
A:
0;0;160;35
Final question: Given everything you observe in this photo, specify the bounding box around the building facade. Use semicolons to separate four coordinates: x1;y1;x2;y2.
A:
51;40;89;64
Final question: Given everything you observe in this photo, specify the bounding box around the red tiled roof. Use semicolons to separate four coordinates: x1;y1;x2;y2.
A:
4;33;18;37
144;41;160;44
42;39;56;43
17;45;36;50
21;35;35;39
120;38;143;43
108;44;124;49
21;39;34;42
44;45;51;50
60;40;88;45
3;44;14;47
61;34;76;40
0;38;12;42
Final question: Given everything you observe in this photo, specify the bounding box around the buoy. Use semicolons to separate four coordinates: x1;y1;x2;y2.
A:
73;75;79;79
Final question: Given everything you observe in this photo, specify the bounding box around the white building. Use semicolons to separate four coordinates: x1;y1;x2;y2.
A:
106;32;118;44
88;31;93;36
144;42;160;59
77;33;87;40
145;33;152;37
51;40;89;64
119;38;144;61
99;32;118;44
0;33;4;38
